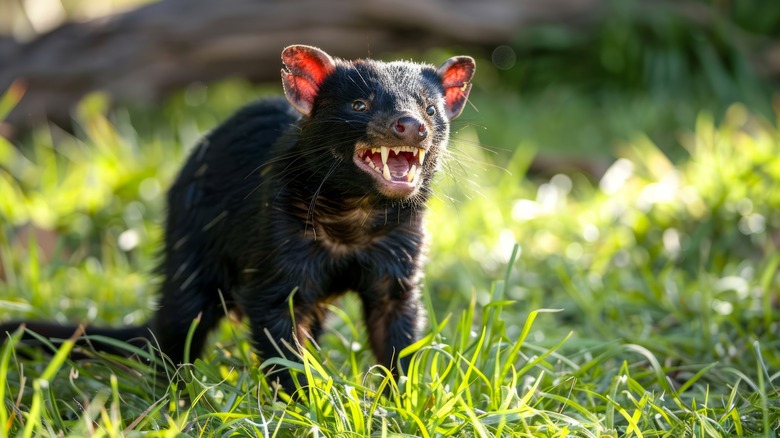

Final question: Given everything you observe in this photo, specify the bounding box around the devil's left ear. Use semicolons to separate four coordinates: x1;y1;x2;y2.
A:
436;56;476;120
281;45;337;115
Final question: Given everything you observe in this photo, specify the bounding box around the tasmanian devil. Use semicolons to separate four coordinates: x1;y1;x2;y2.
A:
0;45;475;391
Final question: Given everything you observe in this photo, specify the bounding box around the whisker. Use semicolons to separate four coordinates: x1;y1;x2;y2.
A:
306;159;342;237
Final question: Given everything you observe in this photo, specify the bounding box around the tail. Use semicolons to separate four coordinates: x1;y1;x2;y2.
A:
0;321;151;358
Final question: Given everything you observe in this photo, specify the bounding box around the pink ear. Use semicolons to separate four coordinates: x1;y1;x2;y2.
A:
436;56;476;120
281;45;337;115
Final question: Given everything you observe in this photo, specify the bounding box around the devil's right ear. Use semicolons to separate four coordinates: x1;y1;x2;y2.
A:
281;45;337;115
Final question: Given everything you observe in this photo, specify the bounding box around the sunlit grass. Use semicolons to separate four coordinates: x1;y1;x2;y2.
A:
0;79;779;436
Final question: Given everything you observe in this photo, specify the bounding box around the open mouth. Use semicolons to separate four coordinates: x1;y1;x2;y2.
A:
355;145;426;185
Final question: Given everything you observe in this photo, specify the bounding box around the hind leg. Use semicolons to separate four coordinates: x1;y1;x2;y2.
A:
150;279;227;365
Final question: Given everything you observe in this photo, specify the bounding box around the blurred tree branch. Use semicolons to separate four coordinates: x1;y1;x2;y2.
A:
0;0;604;135
0;0;771;136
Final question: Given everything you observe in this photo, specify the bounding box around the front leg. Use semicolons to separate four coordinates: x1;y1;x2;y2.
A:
238;283;327;393
360;275;425;378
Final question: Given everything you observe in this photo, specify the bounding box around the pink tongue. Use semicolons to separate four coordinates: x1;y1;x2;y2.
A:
387;155;410;177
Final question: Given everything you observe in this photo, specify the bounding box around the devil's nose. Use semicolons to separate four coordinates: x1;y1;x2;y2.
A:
391;116;427;143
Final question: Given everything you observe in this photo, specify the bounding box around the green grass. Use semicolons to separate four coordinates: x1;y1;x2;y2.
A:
1;73;779;436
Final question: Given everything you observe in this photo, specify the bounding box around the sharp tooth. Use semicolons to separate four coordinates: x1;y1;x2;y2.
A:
392;147;400;155
383;163;392;181
418;150;426;165
380;146;389;165
411;148;419;156
407;164;417;182
372;147;379;154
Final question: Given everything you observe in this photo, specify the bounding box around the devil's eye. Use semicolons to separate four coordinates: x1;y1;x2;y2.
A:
426;105;436;116
352;100;367;112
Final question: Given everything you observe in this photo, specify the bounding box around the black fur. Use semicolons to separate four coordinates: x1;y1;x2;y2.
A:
1;47;474;392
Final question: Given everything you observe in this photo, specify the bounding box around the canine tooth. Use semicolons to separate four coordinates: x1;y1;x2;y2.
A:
418;150;426;165
381;146;389;165
407;164;417;182
383;163;392;181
